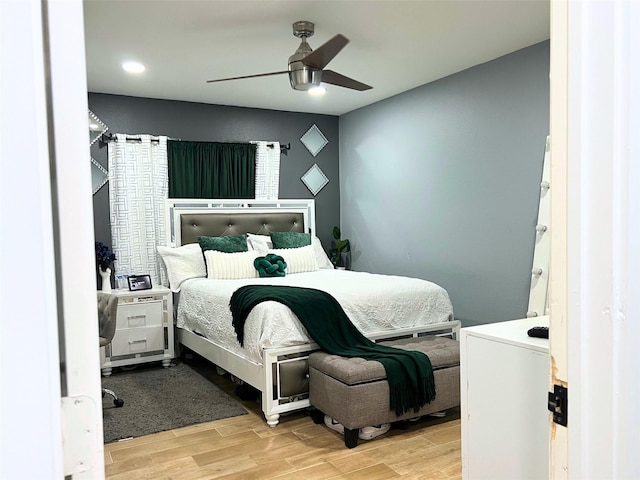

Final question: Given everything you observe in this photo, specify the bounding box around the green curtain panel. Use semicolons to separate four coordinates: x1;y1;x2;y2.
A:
168;141;256;198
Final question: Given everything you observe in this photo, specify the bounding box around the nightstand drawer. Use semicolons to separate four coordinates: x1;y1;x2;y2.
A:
111;326;164;356
116;300;162;329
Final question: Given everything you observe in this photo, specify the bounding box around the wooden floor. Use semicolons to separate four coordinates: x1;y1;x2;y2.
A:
103;367;462;479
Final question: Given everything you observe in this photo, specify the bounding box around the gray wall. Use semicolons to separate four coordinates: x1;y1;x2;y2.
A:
339;41;550;326
88;94;341;253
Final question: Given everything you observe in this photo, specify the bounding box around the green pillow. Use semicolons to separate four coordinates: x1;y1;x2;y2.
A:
270;231;311;249
254;254;287;277
197;234;248;253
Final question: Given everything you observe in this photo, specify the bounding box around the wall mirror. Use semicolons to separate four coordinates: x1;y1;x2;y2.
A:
89;110;108;146
300;124;328;157
91;157;108;194
89;110;109;196
301;163;329;196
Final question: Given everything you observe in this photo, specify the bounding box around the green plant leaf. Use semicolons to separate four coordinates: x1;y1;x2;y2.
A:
332;226;341;240
335;239;349;251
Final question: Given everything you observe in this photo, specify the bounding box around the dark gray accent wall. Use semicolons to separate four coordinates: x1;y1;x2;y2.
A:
88;94;340;253
339;41;550;327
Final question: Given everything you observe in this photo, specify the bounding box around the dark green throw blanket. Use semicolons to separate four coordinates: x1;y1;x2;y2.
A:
229;284;436;416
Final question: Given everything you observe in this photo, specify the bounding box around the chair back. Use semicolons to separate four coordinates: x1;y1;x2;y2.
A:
97;292;118;347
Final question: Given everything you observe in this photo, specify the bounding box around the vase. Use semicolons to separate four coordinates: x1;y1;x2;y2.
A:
99;266;112;292
340;251;352;270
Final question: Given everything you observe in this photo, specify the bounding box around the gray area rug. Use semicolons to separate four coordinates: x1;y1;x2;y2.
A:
102;361;247;443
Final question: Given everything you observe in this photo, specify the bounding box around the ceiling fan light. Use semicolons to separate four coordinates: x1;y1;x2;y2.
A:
308;86;326;96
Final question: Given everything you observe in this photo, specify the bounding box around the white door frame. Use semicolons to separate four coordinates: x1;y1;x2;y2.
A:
548;0;569;476
1;1;105;478
1;1;64;477
550;0;640;478
49;1;106;477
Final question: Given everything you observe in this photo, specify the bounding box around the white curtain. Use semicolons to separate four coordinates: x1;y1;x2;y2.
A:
252;141;280;199
108;134;168;287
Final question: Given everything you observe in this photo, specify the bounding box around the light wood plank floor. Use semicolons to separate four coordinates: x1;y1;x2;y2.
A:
104;361;461;480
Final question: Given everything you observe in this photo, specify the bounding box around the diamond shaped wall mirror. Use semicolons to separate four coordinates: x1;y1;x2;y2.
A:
88;110;108;146
91;157;108;194
88;110;109;196
301;163;329;196
300;124;328;157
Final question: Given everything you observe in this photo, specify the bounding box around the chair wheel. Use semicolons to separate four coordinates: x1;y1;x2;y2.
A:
114;398;124;408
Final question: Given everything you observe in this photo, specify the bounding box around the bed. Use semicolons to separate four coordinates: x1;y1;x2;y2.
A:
162;199;459;427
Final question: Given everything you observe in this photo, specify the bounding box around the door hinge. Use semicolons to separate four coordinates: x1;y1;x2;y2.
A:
61;395;100;475
548;384;568;426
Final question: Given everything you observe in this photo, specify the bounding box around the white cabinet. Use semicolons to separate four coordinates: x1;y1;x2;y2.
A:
461;316;549;480
100;287;174;376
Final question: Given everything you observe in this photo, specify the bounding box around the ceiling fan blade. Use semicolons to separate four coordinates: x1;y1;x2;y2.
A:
321;70;372;91
207;71;289;83
302;34;349;69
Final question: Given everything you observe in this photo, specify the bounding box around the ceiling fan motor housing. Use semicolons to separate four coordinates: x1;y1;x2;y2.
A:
288;36;321;90
288;65;322;91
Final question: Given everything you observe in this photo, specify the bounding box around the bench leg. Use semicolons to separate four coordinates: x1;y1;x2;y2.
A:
310;408;325;425
344;428;359;448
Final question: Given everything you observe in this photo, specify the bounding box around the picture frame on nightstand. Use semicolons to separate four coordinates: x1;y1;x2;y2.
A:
127;274;152;291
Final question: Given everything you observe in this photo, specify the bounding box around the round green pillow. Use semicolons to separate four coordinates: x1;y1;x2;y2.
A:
254;254;287;277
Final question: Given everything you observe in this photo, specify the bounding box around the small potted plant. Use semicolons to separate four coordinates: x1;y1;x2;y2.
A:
329;226;351;270
95;241;116;291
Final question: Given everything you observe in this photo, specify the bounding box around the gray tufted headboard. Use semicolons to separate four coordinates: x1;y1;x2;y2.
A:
165;199;316;247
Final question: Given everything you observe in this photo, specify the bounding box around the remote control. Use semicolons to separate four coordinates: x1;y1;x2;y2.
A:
527;326;549;339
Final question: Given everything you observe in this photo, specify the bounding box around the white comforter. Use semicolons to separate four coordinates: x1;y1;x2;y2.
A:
176;269;454;363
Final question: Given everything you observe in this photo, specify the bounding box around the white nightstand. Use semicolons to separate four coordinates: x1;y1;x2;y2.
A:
100;286;174;376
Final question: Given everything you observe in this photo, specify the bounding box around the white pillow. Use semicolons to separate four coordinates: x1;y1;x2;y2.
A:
157;244;207;292
246;233;272;253
249;233;333;270
312;236;334;269
268;245;318;274
204;250;259;279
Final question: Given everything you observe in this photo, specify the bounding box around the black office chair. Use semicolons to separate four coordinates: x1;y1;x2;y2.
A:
97;292;124;407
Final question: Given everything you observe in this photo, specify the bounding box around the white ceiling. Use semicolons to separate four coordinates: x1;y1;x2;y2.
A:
83;0;549;116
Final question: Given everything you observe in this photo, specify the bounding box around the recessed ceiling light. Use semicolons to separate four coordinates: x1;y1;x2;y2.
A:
308;86;326;96
122;61;145;74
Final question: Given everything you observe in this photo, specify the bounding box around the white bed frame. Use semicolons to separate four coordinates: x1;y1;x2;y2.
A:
166;198;461;427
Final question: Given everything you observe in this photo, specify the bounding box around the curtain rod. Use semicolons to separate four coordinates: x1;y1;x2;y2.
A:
98;132;180;148
268;142;291;155
99;134;291;155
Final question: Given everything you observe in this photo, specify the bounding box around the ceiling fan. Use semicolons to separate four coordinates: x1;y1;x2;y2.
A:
206;21;372;92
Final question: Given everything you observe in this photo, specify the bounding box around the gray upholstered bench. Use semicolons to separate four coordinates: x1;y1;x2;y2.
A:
308;335;460;448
